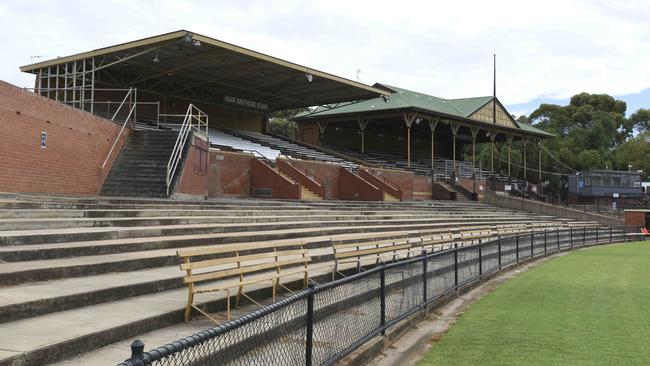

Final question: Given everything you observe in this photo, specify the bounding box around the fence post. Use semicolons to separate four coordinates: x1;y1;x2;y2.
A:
530;232;534;258
380;266;386;336
130;340;145;360
583;227;586;247
544;230;548;255
454;248;459;290
595;228;599;245
422;251;427;304
515;235;520;262
556;228;560;251
478;243;483;277
306;284;315;366
498;238;502;269
609;227;613;243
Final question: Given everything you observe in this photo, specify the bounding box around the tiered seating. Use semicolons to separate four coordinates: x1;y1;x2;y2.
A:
326;145;521;187
0;193;597;365
233;130;357;170
208;129;282;161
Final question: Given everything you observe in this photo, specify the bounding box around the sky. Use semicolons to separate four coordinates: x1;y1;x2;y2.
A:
1;0;649;117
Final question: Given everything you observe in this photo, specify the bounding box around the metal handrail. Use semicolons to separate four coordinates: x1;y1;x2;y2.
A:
367;168;399;191
100;88;135;170
241;149;274;167
166;104;208;195
282;155;324;186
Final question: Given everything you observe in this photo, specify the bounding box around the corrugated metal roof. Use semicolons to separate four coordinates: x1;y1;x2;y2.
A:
514;121;555;137
298;83;555;137
299;84;490;119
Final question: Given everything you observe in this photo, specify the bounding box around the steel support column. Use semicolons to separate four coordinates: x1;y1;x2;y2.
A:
428;117;439;178
357;116;369;154
450;122;460;180
402;111;418;169
471;127;480;194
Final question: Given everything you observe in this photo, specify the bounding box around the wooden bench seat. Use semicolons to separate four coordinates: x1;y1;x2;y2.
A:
178;242;310;322
330;238;413;279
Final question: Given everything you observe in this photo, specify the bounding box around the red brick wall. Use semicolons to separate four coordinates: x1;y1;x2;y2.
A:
339;168;383;201
174;135;208;197
369;168;415;200
251;158;300;199
625;211;649;229
287;160;341;199
297;120;320;146
277;158;325;197
457;177;487;199
0;81;127;195
208;150;254;198
412;176;433;200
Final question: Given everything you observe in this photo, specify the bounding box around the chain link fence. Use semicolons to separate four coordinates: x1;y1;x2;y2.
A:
118;225;640;366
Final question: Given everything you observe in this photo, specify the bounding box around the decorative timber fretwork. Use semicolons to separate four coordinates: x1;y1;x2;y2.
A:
469;100;518;129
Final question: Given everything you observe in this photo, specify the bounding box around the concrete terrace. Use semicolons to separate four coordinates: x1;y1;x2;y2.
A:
0;194;597;366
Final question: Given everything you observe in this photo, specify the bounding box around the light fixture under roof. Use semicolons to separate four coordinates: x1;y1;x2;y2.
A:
305;73;313;83
152;48;160;63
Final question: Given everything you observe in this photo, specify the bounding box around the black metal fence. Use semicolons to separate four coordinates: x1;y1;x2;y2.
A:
118;226;642;366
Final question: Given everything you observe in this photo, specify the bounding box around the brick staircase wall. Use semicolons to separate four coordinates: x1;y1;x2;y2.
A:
277;158;325;198
207;150;254;198
250;158;301;199
173;135;209;198
0;81;127;195
339;168;383;201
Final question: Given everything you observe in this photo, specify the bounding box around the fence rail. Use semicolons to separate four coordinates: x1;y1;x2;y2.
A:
117;225;642;366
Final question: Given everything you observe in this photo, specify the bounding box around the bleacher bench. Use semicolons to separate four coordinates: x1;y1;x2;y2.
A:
330;238;413;279
178;242;310;322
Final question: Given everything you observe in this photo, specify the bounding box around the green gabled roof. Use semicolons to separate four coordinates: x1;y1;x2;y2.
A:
446;96;493;116
514;120;555;137
296;83;555;138
297;83;494;119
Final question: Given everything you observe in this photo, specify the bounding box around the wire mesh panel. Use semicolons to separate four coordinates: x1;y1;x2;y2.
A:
559;230;573;250
611;227;626;242
546;230;560;254
457;246;480;286
532;232;546;256
426;251;455;300
311;272;381;366
585;228;598;245
385;261;423;322
117;226;634;366
481;241;500;274
500;236;518;266
518;234;531;259
148;297;308;366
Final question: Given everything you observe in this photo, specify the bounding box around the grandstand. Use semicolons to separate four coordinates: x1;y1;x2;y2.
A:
0;193;598;365
0;29;632;366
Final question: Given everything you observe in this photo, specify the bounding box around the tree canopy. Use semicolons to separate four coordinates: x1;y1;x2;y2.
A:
509;93;648;180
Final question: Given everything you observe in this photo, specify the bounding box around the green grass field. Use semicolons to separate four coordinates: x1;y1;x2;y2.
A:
418;241;650;366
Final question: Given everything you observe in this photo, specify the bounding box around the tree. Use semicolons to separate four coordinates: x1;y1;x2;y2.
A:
614;132;650;180
629;109;650;133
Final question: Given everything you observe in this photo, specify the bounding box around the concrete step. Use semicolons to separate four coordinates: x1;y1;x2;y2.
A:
0;212;535;230
0;220;565;285
0;215;540;246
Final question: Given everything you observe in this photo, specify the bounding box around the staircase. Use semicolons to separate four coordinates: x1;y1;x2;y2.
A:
438;182;470;201
276;168;322;201
383;192;400;202
101;130;179;198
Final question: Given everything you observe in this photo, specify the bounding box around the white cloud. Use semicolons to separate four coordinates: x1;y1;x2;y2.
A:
1;0;649;106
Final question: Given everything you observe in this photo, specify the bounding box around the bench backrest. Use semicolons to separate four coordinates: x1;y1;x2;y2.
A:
178;242;310;287
332;238;412;262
